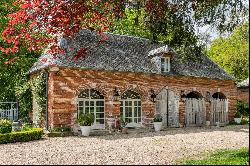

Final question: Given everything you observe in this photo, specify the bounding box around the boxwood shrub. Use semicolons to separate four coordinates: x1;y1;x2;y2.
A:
0;119;12;134
0;128;43;144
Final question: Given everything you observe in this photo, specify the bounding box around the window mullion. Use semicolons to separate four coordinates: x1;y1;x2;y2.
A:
168;58;170;71
165;58;167;72
94;100;96;126
132;100;134;123
163;58;166;72
123;101;125;121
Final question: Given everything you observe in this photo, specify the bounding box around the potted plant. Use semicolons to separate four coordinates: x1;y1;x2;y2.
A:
234;111;242;124
153;114;163;132
77;113;95;136
120;118;128;134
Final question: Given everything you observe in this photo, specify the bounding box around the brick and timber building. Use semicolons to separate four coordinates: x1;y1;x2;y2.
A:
29;29;237;132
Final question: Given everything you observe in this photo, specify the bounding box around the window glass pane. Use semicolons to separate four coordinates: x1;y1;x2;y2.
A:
128;101;132;106
134;107;137;117
122;90;140;99
125;109;129;117
90;89;104;99
96;119;104;124
161;58;165;63
138;101;141;106
89;107;94;113
138;107;141;117
96;107;100;113
79;89;104;99
125;118;132;123
90;101;94;106
96;101;104;106
134;101;137;106
78;101;84;106
138;118;141;123
85;107;90;113
85;101;89;106
78;89;89;98
165;61;168;71
96;113;104;119
129;108;132;117
78;107;84;112
96;107;104;113
161;58;165;71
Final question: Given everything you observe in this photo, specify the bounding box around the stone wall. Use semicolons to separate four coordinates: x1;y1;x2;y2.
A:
35;67;237;129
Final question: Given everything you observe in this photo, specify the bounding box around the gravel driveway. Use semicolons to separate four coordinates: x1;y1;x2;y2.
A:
0;125;249;165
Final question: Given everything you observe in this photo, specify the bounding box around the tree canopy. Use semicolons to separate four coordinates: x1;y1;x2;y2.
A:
0;0;39;121
207;23;249;82
0;0;248;59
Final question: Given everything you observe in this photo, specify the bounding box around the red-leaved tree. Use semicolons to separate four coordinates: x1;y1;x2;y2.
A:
0;0;125;58
1;0;248;63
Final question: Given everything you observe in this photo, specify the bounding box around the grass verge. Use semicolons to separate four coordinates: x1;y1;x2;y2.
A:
178;148;249;165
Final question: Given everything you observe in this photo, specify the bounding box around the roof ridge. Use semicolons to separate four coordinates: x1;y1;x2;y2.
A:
80;28;165;44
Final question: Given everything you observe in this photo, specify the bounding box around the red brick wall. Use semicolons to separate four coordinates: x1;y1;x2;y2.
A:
237;88;249;104
36;67;237;128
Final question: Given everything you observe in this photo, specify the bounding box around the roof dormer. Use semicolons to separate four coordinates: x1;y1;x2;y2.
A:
149;46;174;74
161;54;171;73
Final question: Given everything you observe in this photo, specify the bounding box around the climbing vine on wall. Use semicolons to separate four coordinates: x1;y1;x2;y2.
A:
15;72;46;127
29;73;46;127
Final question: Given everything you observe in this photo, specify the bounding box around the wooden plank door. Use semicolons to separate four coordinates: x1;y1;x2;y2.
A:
156;89;179;128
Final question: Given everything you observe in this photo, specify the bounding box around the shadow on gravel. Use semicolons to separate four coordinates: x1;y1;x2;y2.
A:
86;124;249;140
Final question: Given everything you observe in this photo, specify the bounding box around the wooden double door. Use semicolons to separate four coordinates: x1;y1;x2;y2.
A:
156;89;180;128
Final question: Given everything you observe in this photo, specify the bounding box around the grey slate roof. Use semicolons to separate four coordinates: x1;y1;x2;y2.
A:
29;29;234;80
237;78;249;88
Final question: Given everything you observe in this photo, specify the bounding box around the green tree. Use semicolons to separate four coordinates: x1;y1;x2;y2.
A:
0;0;39;121
109;1;248;58
207;23;249;82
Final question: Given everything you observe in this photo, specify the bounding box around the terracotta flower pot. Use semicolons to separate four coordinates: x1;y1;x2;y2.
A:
122;127;128;134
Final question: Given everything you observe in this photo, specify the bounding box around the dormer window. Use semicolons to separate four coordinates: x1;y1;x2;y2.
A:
161;57;170;72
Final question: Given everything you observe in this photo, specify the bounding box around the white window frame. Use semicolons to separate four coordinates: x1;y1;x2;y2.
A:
161;57;170;72
77;90;105;130
120;99;142;124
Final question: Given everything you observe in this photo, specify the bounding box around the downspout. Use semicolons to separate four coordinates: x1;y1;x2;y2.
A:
44;71;49;131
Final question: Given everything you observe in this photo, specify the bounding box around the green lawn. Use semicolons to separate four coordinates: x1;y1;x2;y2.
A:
181;148;249;165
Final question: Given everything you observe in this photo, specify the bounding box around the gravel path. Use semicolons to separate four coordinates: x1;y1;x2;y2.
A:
0;125;249;165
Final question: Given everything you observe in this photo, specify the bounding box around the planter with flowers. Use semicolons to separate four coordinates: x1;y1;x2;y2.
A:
234;111;242;124
153;114;163;132
77;113;94;136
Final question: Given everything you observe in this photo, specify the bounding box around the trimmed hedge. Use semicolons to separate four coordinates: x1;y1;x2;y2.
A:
0;119;12;134
0;128;43;144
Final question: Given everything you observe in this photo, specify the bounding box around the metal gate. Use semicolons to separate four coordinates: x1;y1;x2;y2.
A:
210;99;228;125
0;102;18;121
185;98;206;127
156;89;179;127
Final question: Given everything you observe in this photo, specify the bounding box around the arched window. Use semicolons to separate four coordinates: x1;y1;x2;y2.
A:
186;91;203;99
77;89;105;129
212;92;226;99
120;90;141;124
